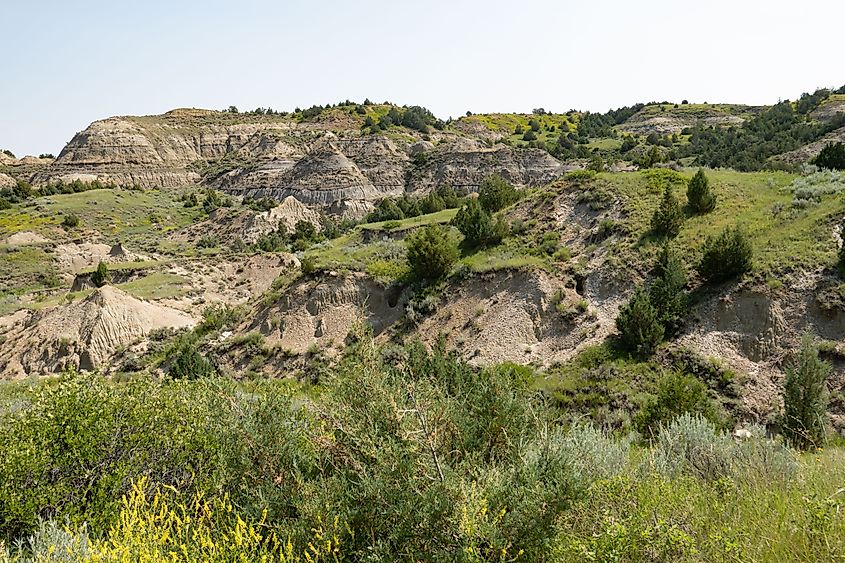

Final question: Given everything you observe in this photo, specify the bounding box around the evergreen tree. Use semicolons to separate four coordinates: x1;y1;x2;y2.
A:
650;184;684;238
615;287;664;357
686;169;716;213
649;242;688;336
452;199;507;248
698;225;753;283
782;334;830;450
814;142;845;170
91;261;111;287
405;225;459;281
478;175;520;213
169;340;216;380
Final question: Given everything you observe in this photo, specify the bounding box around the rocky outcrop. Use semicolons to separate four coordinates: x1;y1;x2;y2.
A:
811;97;845;123
617;106;758;136
0;286;195;377
0;173;15;189
173;197;322;245
241;197;322;242
35;109;563;217
245;271;408;354
409;142;562;193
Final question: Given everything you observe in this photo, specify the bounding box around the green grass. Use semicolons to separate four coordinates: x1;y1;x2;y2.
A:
118;272;189;300
0;188;203;250
557;448;845;561
0;188;203;313
584;169;837;276
456;113;577;148
359;208;458;231
585;137;622;151
460;247;548;274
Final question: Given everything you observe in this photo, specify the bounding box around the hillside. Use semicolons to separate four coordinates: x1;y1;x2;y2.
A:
4;87;845;560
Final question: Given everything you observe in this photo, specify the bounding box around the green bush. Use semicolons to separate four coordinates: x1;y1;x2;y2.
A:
405;224;459;281
300;255;317;275
91;261;110;287
782;334;830;450
61;213;80;229
636;372;724;438
451;199;507;248
697;225;753;283
650;184;684;238
196;303;243;336
615;288;664;357
168;340;216;380
686;168;716;213
814;142;845;171
0;374;228;538
292;220;317;242
649;242;688;336
478;174;520;212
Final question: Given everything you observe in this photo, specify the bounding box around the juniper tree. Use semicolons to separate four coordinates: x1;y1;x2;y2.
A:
698;225;753;283
406;225;459;281
687;169;716;213
616;287;664;357
782;333;830;450
649;242;688;336
650;184;684;238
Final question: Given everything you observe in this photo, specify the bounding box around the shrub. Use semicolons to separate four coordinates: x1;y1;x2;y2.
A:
782;333;830;450
653;414;735;481
650;184;684;238
697;225;753;283
478;174;520;212
292;220;317;242
61;213;80;229
554;423;630;488
255;225;288;252
649;242;688;336
168;340;215;380
405;224;459;281
196;303;242;335
91;261;110;287
814;142;845;170
300;255;317;275
196;235;218;249
202;189;230;214
636;372;724;438
0;375;228;539
451;199;507;248
615;288;664;357
686;168;716;213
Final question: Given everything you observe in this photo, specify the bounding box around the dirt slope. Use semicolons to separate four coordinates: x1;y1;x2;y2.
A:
0;286;195;377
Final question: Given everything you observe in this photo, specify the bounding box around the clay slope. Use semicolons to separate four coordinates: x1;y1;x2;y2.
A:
0;286;195;377
241;271;407;355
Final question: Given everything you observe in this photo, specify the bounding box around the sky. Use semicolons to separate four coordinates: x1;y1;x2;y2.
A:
1;0;843;156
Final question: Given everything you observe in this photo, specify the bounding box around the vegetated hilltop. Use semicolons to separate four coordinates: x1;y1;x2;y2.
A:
11;85;843;219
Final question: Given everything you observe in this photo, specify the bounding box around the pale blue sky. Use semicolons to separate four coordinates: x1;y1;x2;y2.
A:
2;0;843;156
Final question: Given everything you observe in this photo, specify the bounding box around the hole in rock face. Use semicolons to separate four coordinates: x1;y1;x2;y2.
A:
574;274;586;296
386;284;403;308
